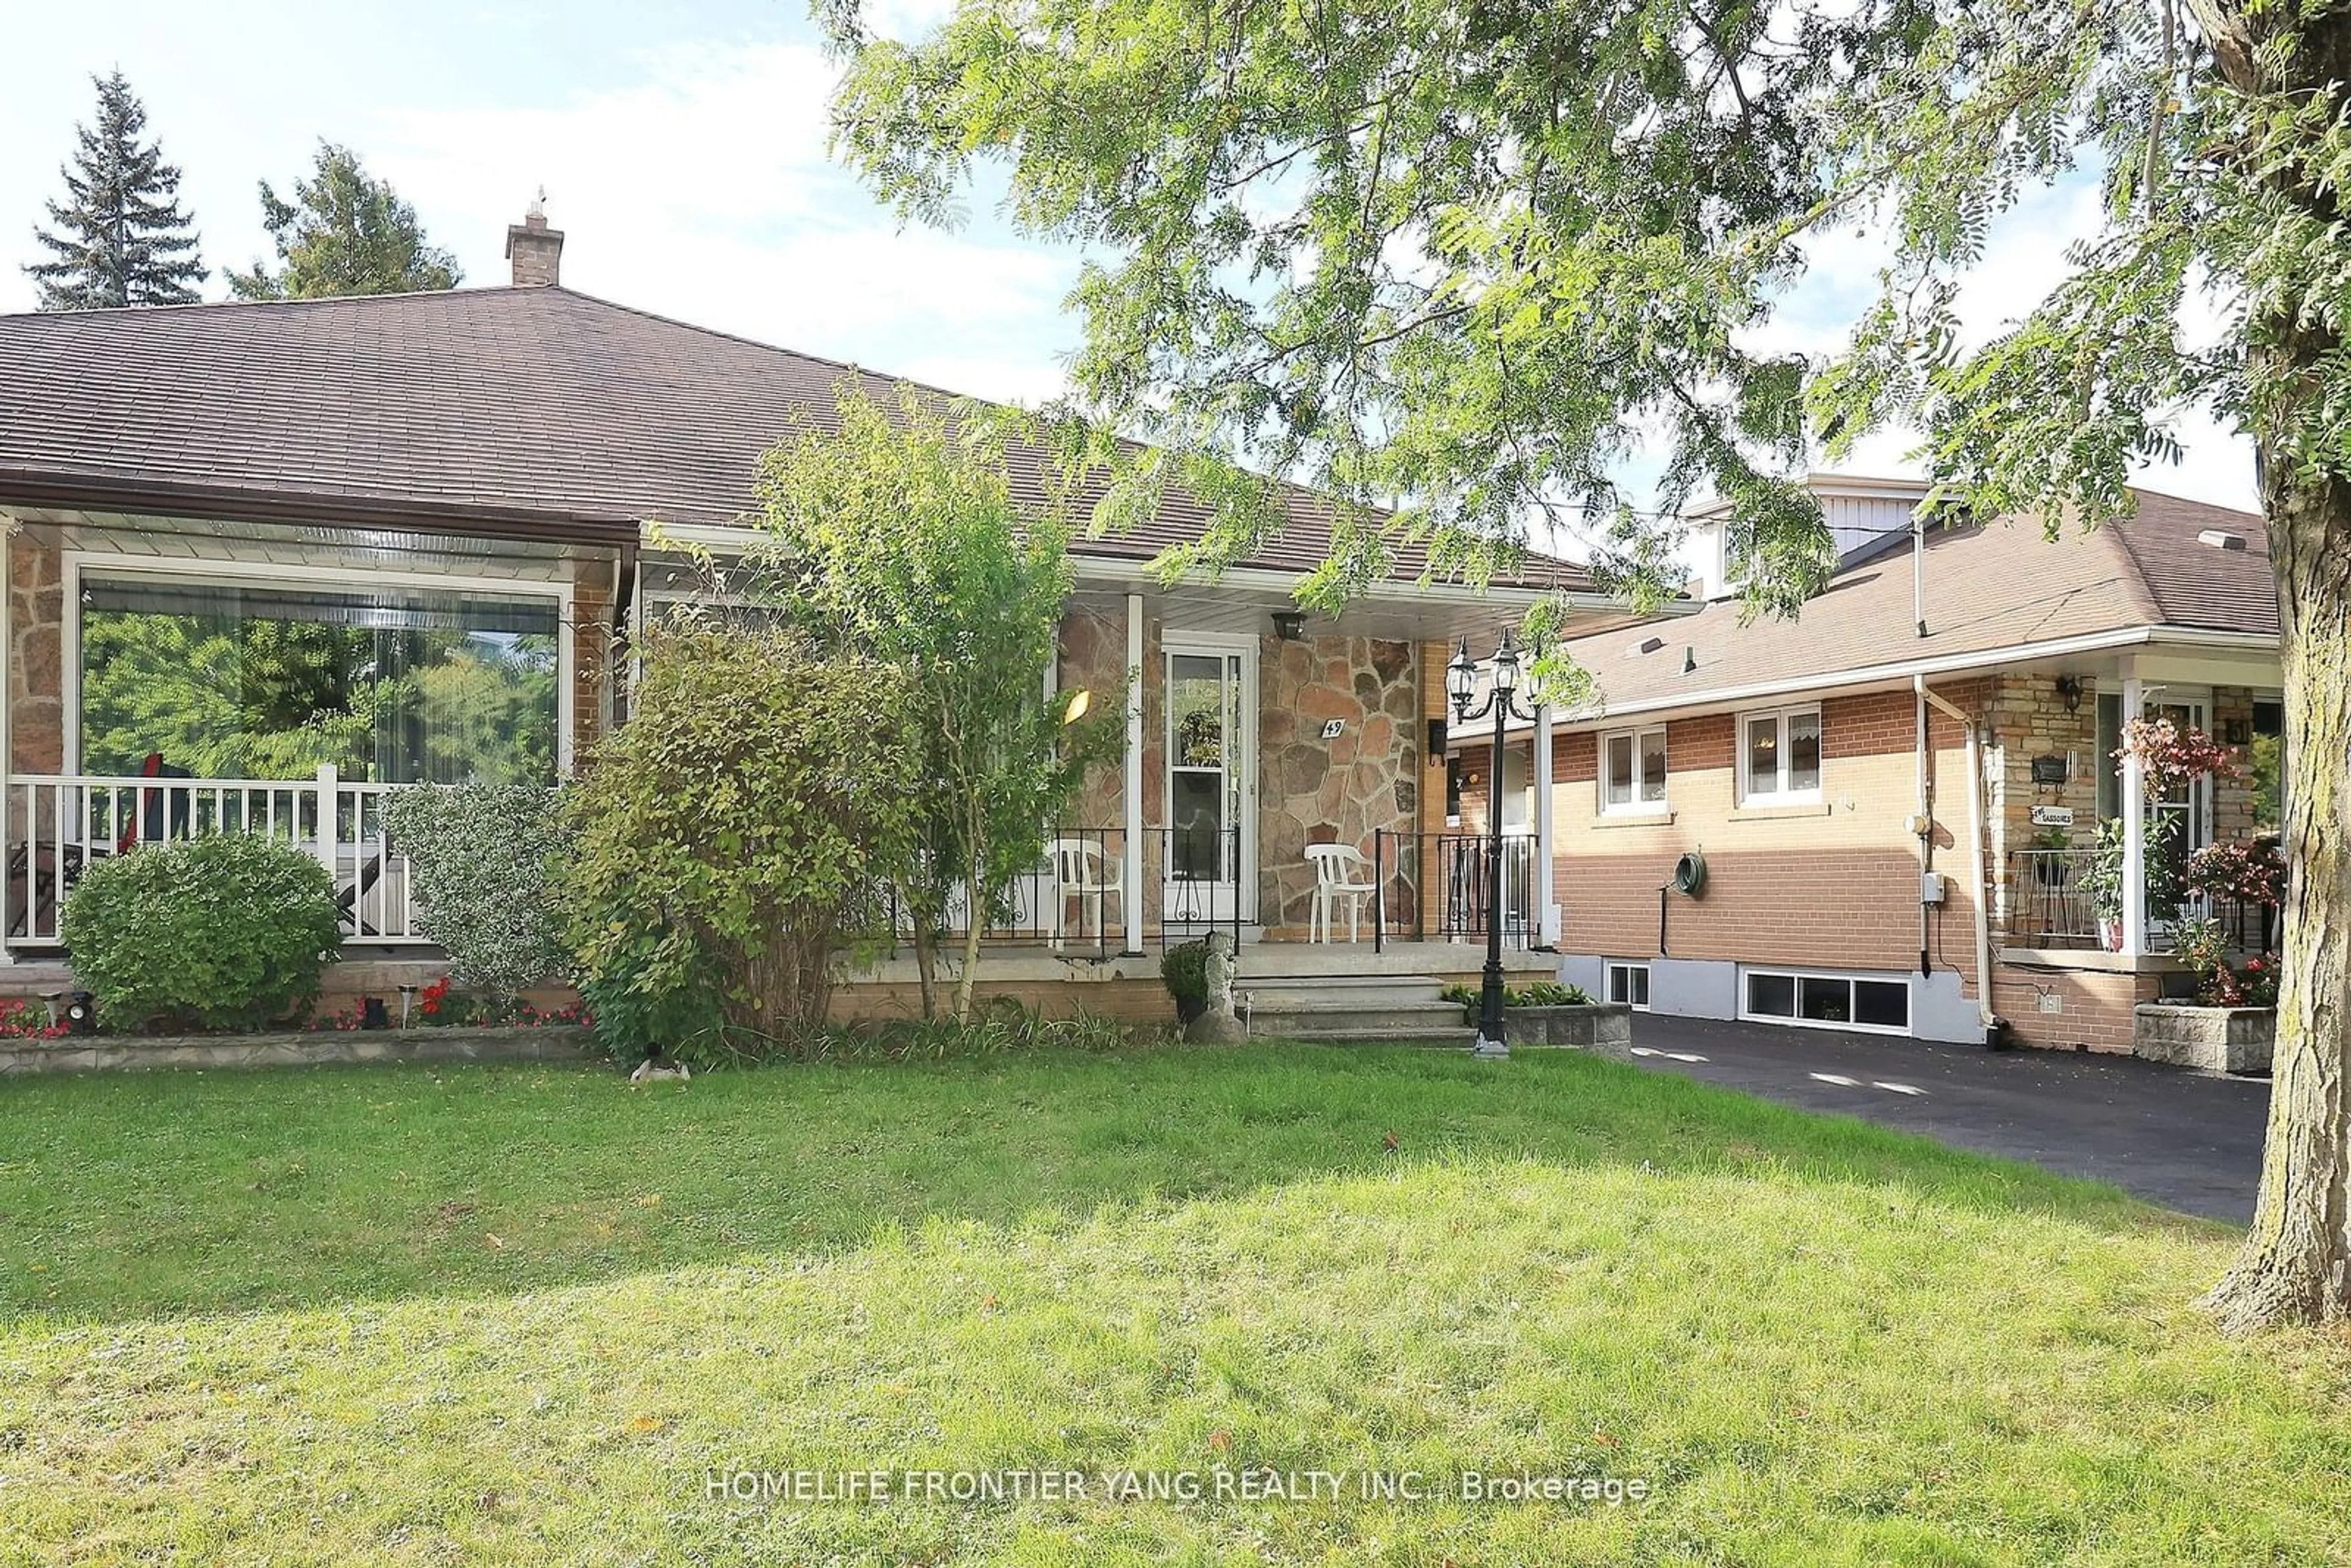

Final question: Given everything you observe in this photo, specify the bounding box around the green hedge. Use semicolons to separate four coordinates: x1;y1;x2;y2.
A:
61;835;343;1032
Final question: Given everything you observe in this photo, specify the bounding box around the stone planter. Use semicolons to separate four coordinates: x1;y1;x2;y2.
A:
1505;1003;1634;1057
0;1024;600;1076
2132;1003;2274;1075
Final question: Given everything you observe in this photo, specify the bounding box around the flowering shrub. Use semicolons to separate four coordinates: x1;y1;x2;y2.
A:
2116;718;2246;785
2172;917;2282;1007
2187;838;2285;906
0;998;69;1040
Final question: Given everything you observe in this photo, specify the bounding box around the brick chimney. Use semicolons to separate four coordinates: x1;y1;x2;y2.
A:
504;191;564;287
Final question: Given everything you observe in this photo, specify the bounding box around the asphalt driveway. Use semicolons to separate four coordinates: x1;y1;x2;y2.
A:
1621;1014;2270;1223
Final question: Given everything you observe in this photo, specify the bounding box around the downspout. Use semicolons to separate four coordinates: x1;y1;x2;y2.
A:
1919;678;1995;1031
1915;680;1930;975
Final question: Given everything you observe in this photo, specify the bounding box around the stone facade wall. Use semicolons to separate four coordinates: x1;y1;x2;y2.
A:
1056;608;1423;937
1982;673;2102;933
9;527;65;776
2209;685;2262;844
1059;603;1136;834
1257;634;1419;936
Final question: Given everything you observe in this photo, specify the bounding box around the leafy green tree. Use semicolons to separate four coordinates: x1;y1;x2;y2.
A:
227;142;461;301
26;70;205;309
743;383;1125;1021
829;0;2351;1327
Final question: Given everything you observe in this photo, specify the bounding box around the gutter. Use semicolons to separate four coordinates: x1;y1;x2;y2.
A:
1551;624;2279;726
1918;677;1995;1034
654;518;1700;620
0;471;640;549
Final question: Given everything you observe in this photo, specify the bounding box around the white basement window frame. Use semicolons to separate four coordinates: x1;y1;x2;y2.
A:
1599;726;1670;816
1740;967;1910;1035
1605;960;1651;1010
1738;704;1823;805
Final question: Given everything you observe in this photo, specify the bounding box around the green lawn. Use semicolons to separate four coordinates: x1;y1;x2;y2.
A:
1;1045;2345;1566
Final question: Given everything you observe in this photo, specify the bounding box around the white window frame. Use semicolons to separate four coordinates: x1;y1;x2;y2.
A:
1605;960;1651;1011
1598;726;1670;817
1737;704;1823;805
1738;967;1911;1035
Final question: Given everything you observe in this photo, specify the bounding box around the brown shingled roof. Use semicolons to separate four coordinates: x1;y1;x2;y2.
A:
1561;487;2279;713
0;285;1593;592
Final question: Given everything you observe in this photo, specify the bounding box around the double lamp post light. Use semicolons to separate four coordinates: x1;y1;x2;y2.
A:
1445;628;1546;1060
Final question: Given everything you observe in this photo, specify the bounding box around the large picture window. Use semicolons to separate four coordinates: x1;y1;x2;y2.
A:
75;569;563;784
1739;705;1822;803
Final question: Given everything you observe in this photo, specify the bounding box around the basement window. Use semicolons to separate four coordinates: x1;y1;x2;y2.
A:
1741;969;1911;1035
1605;961;1651;1010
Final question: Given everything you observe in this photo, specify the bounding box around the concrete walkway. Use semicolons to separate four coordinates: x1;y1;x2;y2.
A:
1621;1014;2270;1223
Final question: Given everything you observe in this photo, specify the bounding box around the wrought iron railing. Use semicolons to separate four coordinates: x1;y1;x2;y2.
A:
2004;846;2103;949
882;824;1243;959
2004;846;2286;955
1370;830;1538;952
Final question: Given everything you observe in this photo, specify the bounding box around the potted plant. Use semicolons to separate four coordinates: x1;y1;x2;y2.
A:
2030;824;2073;887
2079;814;2183;951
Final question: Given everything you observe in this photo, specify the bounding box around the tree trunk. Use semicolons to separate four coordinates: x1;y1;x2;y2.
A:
2203;460;2351;1333
952;801;987;1024
911;907;939;1021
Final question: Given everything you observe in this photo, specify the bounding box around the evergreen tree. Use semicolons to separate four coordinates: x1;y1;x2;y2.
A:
25;70;206;310
227;142;460;301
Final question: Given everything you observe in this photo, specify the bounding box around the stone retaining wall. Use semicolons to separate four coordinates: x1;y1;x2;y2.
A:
0;1024;599;1075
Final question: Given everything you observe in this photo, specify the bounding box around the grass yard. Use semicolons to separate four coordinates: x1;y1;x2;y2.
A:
2;1043;2347;1566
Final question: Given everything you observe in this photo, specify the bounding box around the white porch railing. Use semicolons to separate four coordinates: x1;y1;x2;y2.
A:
3;765;422;947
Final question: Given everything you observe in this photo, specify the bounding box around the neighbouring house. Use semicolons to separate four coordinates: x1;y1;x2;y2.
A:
0;203;1653;1019
1452;473;2283;1049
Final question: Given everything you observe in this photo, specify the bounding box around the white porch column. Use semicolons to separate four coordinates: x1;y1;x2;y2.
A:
314;763;340;879
2120;664;2145;956
1120;593;1145;951
0;521;12;964
1531;708;1558;947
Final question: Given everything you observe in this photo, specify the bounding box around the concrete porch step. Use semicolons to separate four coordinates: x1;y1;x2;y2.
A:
1270;1024;1473;1045
1239;976;1452;1010
1217;964;1488;1042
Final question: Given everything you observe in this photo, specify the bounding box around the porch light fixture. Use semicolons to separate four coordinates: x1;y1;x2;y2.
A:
1447;629;1545;1060
2055;675;2083;713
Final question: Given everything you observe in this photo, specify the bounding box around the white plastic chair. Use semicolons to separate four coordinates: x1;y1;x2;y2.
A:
1048;837;1123;950
1304;842;1377;943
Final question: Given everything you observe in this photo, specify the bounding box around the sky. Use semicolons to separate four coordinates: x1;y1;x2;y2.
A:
1;0;2263;541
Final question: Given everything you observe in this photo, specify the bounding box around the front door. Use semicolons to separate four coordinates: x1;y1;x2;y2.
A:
1164;642;1254;925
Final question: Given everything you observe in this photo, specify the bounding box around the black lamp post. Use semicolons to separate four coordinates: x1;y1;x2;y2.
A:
1447;629;1543;1059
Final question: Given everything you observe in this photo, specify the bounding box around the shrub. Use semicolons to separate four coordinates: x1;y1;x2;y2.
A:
1161;940;1210;1023
61;835;342;1032
1442;978;1596;1021
556;623;918;1059
383;783;569;1011
2173;915;2281;1007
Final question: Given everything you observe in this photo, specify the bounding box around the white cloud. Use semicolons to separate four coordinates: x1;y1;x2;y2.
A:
366;39;1087;403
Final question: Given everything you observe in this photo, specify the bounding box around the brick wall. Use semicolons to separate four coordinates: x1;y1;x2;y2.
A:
1990;966;2160;1053
1554;683;1990;998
